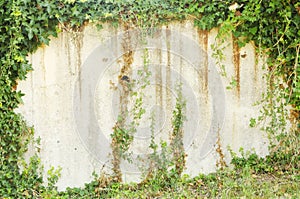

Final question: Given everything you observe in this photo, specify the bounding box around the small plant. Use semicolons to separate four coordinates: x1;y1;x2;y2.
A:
170;83;186;177
110;47;150;181
140;83;187;190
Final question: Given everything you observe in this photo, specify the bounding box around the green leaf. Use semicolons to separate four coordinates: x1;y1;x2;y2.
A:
28;29;33;40
249;27;257;35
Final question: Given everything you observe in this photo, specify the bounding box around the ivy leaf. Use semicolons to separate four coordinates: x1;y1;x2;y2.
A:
28;29;34;40
249;27;257;35
39;37;50;45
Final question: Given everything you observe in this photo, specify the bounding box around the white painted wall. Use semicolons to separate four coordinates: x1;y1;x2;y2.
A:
18;21;269;190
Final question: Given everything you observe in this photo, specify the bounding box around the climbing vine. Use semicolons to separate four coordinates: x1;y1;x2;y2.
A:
0;0;299;197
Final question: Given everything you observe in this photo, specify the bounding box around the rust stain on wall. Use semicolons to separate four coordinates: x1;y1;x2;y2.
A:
155;48;163;112
72;30;84;99
232;35;240;98
118;27;133;114
73;33;83;76
179;24;184;78
155;48;163;133
197;30;209;98
166;27;172;114
198;30;208;102
65;33;72;76
252;51;259;96
40;47;46;85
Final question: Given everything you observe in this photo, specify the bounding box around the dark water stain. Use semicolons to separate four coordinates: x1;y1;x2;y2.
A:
73;31;84;100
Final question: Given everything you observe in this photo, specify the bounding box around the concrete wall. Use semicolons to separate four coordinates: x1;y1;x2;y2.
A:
18;21;269;190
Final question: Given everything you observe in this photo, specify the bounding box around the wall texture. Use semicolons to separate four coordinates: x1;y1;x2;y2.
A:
18;21;269;190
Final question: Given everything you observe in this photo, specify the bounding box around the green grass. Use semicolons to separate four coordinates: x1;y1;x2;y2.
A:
49;166;299;199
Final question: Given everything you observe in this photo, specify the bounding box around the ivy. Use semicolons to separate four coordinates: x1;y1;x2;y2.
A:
0;0;299;197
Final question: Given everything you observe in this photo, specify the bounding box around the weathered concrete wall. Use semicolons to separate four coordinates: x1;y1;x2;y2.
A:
18;21;269;190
